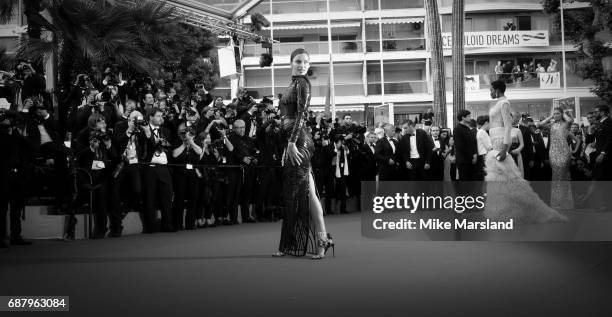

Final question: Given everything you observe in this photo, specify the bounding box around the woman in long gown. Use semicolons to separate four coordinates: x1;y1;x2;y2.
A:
273;48;334;259
537;108;575;210
484;80;567;223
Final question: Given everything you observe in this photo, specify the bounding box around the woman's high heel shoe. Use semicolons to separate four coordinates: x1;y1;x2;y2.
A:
312;232;335;260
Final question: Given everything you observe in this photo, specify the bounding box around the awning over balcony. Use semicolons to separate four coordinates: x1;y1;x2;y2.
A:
263;22;361;30
365;18;424;25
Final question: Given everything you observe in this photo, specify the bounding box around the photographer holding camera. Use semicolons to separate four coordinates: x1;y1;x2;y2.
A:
110;110;148;236
141;107;175;233
227;119;258;224
15;61;45;104
171;122;203;230
23;99;72;209
76;116;118;239
201;128;234;226
0;110;33;248
254;111;283;221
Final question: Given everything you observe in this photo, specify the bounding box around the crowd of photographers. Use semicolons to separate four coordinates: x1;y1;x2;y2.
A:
0;65;376;246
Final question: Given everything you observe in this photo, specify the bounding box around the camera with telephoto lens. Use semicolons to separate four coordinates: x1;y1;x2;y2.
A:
183;105;196;117
132;118;147;134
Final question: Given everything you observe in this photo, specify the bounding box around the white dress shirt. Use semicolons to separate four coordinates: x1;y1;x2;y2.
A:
388;137;396;154
409;135;420;159
476;128;492;155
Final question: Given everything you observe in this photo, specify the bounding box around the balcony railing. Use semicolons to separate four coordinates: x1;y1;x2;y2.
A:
365;38;426;52
438;0;542;6
364;0;424;10
243;40;363;57
444;71;594;91
367;80;428;94
254;0;361;14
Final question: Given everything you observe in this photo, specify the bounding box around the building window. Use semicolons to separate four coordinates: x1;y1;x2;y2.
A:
516;16;532;31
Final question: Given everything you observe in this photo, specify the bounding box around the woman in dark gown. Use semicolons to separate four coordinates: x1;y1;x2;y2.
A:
273;48;334;259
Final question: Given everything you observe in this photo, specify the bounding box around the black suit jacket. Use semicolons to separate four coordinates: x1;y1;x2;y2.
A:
595;117;612;155
142;125;173;184
519;125;534;163
398;129;433;165
374;137;398;177
453;124;477;165
532;132;550;165
360;143;378;181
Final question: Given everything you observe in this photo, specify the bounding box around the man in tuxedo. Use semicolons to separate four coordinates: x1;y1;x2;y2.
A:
518;115;534;180
375;123;399;181
427;126;445;181
593;105;612;181
398;120;433;181
360;130;378;182
528;119;552;203
453;110;477;182
141;107;174;233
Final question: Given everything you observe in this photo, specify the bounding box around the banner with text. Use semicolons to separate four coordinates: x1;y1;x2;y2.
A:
539;72;561;89
442;30;549;49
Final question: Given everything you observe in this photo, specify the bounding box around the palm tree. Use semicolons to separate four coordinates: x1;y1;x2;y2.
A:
19;0;189;77
452;0;465;122
425;0;447;127
0;1;16;24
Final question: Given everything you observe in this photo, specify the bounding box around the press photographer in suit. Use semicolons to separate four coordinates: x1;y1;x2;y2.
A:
227;119;257;224
141;107;174;233
76;128;118;239
110;111;147;236
0;111;33;248
171;122;203;230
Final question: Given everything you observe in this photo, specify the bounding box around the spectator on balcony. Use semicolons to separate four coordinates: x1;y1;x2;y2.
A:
512;64;523;83
522;63;531;80
547;59;558;72
494;61;503;80
536;63;546;73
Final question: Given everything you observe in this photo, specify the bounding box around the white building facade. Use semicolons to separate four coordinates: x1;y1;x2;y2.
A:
225;0;602;127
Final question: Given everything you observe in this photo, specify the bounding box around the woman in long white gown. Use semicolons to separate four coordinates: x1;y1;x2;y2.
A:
484;80;568;223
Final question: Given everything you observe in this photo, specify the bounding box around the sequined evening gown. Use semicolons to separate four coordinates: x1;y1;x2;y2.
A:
484;97;568;223
277;75;317;256
549;122;574;210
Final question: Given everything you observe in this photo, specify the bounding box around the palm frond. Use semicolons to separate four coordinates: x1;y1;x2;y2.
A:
0;0;15;24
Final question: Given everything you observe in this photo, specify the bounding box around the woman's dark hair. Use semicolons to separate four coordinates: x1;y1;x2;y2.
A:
290;48;309;63
491;80;506;94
